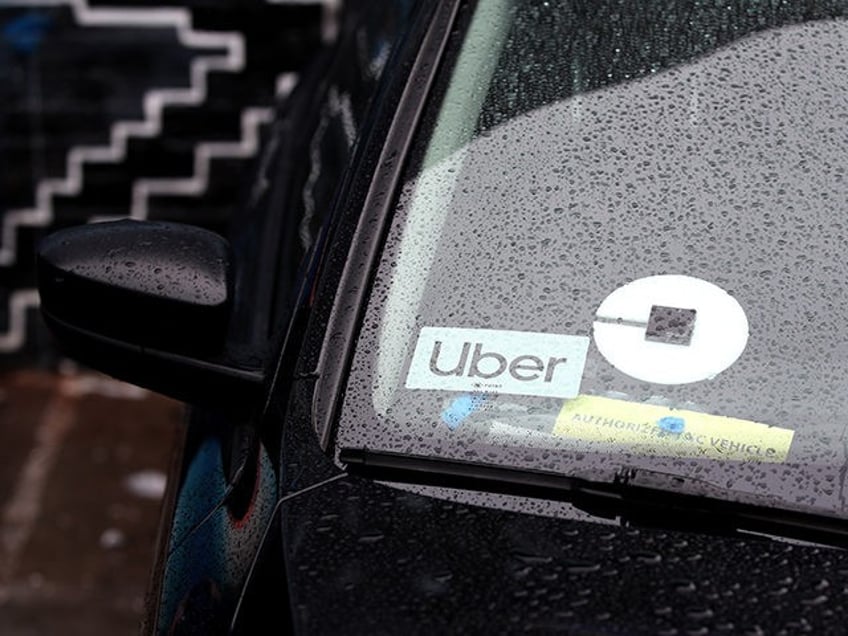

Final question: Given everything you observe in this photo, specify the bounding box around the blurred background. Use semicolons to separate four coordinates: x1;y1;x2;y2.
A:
0;1;328;631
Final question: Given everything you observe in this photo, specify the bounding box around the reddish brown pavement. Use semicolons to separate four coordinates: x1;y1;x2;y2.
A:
0;369;182;634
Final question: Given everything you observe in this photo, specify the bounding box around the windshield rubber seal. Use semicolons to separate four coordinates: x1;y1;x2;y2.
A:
310;0;465;451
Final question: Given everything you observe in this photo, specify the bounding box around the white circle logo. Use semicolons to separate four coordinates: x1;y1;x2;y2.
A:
592;275;749;385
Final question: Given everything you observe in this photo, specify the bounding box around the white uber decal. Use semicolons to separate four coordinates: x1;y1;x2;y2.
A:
405;327;589;398
592;275;749;385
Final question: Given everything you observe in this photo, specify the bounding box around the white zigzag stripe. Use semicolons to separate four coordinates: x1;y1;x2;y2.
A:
0;1;324;354
0;90;294;352
0;290;39;353
0;0;245;266
127;105;279;219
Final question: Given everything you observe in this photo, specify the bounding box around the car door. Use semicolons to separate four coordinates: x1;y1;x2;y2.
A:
145;2;426;634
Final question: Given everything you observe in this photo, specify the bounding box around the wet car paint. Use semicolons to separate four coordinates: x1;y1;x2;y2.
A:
143;0;848;633
277;1;848;633
143;1;425;632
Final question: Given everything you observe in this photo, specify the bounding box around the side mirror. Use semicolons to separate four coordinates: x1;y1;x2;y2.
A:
37;220;264;408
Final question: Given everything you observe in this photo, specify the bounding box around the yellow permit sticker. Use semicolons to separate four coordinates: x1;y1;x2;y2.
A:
554;395;794;463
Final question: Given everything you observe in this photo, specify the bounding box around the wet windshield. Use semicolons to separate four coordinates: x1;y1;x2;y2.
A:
337;0;848;519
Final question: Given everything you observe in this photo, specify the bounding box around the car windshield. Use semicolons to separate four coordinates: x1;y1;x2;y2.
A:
336;0;848;520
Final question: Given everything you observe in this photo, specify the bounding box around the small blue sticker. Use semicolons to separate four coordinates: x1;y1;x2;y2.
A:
3;13;52;54
657;416;685;434
441;393;489;430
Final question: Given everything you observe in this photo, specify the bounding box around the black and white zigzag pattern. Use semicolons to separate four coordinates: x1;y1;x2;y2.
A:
0;0;333;362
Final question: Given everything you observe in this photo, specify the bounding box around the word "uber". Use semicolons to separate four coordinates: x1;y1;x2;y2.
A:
429;341;568;382
405;327;590;399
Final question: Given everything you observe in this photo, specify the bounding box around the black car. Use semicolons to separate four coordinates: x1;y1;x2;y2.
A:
36;0;848;633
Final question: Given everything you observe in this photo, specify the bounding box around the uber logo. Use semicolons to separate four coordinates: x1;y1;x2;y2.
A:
593;275;749;385
406;327;589;398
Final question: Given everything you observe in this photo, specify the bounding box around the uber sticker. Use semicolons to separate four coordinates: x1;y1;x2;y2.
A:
593;275;749;385
405;327;589;399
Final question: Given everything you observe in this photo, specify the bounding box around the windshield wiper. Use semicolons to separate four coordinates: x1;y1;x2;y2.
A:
340;447;848;549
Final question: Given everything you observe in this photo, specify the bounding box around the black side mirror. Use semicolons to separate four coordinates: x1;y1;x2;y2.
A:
37;220;264;408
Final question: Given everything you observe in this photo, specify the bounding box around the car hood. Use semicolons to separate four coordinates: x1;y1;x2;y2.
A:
279;472;848;635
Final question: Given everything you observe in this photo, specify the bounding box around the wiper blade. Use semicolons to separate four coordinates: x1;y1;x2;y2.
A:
340;448;848;549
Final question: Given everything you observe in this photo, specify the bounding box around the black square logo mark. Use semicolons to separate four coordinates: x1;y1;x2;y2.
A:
645;305;697;346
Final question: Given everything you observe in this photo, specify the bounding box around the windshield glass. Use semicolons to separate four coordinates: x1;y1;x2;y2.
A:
337;0;848;519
